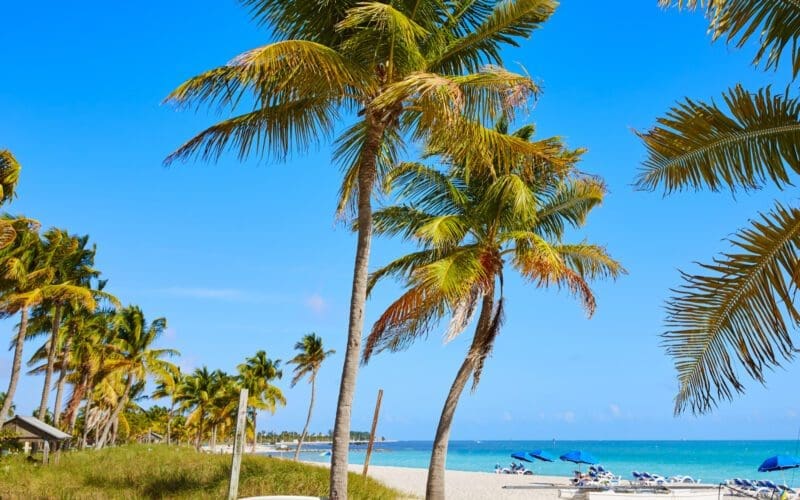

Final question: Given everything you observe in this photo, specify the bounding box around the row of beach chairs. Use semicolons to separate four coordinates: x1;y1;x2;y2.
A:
632;471;701;485
726;478;796;498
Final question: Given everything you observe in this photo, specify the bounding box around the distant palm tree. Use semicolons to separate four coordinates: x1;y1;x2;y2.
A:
152;364;182;445
637;1;800;414
175;366;219;451
366;121;623;499
94;306;177;448
288;334;335;460
165;1;558;493
237;351;285;452
0;392;14;418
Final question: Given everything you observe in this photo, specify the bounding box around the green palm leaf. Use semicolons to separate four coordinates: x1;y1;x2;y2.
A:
662;0;800;76
665;202;800;415
635;85;800;193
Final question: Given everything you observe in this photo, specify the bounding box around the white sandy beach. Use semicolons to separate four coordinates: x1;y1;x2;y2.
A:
345;463;571;499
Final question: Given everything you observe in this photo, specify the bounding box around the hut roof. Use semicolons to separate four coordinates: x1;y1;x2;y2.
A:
2;415;71;441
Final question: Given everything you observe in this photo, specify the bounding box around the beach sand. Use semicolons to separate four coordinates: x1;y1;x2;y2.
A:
348;464;571;499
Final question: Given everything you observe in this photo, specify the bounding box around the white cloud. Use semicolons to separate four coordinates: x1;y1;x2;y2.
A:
609;403;621;417
305;293;328;314
559;410;576;423
158;287;288;304
502;411;513;422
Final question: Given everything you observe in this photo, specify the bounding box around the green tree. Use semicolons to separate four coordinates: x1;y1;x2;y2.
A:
636;1;800;414
366;122;623;499
288;333;335;460
238;351;285;453
165;2;559;494
95;306;177;448
152;364;182;445
0;150;22;250
175;366;219;451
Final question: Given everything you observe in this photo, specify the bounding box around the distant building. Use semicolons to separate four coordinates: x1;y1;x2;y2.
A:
1;415;71;464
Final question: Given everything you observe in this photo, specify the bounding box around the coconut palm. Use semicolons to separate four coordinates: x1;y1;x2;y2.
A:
94;306;177;448
0;150;22;250
365;120;623;499
0;223;95;424
152;364;182;445
288;333;335;460
237;351;285;452
636;1;800;415
175;366;225;450
166;1;561;494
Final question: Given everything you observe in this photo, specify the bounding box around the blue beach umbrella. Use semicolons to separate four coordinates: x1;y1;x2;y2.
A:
529;449;557;462
758;455;800;473
560;450;599;465
511;452;533;463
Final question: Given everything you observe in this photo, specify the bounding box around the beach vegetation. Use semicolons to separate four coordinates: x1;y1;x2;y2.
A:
0;444;401;499
638;0;800;414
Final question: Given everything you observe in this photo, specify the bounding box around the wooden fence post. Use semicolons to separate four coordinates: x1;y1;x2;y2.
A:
362;389;383;477
228;388;249;500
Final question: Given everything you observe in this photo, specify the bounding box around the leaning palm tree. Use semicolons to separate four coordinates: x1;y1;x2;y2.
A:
365;121;623;499
237;351;285;453
94;306;177;448
288;333;335;460
166;1;561;494
637;0;800;414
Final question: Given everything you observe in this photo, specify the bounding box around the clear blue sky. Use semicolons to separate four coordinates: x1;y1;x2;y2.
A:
2;1;798;441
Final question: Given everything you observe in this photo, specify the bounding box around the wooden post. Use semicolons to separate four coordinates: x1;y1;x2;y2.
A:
42;440;50;465
362;389;383;477
228;388;248;500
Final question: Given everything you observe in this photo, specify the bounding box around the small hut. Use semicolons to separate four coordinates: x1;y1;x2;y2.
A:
1;415;70;464
138;430;164;444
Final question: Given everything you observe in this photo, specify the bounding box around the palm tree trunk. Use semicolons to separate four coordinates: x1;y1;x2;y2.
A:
195;406;204;451
330;115;384;500
0;308;30;424
251;410;257;453
80;380;94;449
53;335;72;428
210;424;217;453
294;374;316;461
67;371;89;435
426;291;495;500
38;305;62;420
96;375;133;449
167;401;174;446
110;416;118;445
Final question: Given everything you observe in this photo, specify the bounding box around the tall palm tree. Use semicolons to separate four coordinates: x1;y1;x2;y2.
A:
152;364;182;445
175;366;220;450
166;2;561;494
237;351;285;452
94;306;177;448
288;333;335;460
636;0;800;414
0;223;95;424
365;121;623;499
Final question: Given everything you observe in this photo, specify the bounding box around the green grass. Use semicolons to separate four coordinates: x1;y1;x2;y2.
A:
0;444;403;499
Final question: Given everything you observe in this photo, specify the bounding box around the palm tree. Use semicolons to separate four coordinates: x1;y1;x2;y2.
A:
237;351;285;453
0;150;22;250
636;1;800;415
175;366;223;451
0;223;95;424
288;333;335;460
152;364;182;445
165;2;561;494
365;121;623;499
94;306;177;448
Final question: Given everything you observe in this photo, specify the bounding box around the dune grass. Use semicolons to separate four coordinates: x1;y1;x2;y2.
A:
0;444;403;499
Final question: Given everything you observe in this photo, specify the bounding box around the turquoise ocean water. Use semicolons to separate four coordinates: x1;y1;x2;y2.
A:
277;441;800;485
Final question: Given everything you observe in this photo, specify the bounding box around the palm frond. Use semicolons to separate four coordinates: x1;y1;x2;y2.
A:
165;40;365;112
428;0;556;74
165;97;339;164
240;0;357;42
0;150;20;205
367;248;442;294
337;2;429;52
636;85;800;193
665;202;800;415
661;0;800;77
534;177;607;238
468;295;504;390
383;162;468;214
